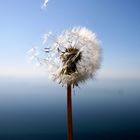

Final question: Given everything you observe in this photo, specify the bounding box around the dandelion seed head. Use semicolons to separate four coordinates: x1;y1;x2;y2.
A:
28;27;101;86
44;27;101;86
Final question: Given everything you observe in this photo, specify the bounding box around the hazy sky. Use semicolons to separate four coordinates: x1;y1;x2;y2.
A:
0;0;140;78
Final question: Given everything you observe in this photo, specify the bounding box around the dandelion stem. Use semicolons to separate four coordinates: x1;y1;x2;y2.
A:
67;84;73;140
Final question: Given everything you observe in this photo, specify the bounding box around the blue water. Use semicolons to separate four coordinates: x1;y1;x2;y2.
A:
0;77;140;140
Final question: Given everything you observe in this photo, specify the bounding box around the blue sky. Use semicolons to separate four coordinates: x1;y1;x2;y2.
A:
0;0;140;78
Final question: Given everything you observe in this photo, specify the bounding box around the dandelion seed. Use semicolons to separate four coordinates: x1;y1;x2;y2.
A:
42;31;52;45
42;0;49;8
27;47;39;61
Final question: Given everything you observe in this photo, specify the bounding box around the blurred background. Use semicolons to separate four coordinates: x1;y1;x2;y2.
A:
0;0;140;139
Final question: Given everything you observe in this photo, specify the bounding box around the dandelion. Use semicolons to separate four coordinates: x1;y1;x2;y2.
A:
29;26;101;140
41;27;101;87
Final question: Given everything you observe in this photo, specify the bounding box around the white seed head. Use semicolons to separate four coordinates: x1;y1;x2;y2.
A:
30;27;101;86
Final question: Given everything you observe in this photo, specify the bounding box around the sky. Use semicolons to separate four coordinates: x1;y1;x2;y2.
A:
0;0;140;79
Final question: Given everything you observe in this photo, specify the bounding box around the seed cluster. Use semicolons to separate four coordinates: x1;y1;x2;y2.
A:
60;47;82;75
30;27;101;86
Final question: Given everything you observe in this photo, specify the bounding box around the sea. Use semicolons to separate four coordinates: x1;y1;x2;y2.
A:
0;76;139;140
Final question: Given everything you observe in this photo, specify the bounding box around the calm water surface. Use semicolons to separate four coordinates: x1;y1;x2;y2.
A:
0;77;140;140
